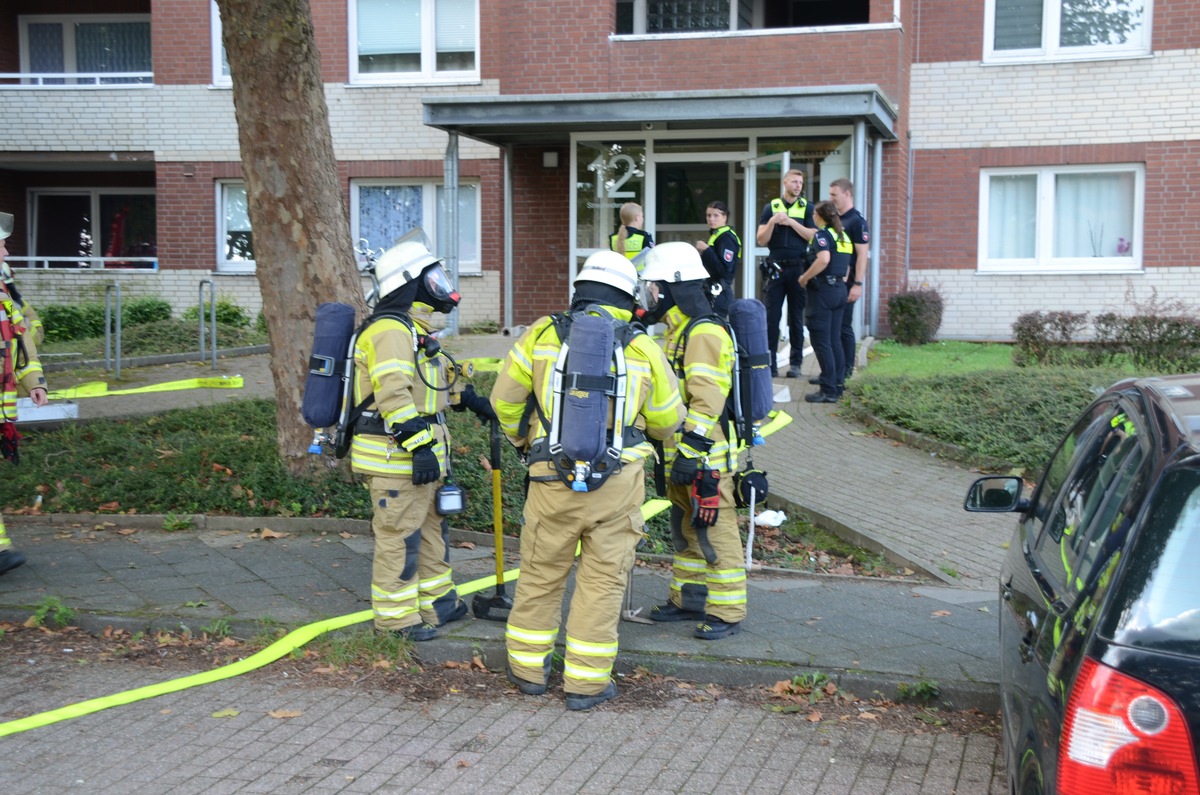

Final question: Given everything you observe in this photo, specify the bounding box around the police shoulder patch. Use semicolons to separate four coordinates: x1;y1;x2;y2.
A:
723;250;734;263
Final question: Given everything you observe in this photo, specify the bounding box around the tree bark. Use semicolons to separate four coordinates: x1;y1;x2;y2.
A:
216;0;367;476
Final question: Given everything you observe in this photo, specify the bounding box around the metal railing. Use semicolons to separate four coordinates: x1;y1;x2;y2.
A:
198;279;217;371
0;71;154;88
104;284;123;380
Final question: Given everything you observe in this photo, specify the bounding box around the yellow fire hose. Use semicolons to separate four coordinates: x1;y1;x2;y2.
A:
47;375;244;401
0;405;790;738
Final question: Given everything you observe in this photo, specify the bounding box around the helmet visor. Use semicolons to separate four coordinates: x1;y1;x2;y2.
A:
639;279;664;314
421;263;461;310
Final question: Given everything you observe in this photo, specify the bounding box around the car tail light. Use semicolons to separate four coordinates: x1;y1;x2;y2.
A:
1059;657;1199;795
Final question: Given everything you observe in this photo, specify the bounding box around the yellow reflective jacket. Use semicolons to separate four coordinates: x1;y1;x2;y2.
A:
490;305;684;479
348;314;450;478
660;305;738;474
1;285;46;422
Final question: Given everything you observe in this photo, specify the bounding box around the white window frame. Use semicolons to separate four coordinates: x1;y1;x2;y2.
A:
983;0;1152;64
347;0;480;85
18;13;154;84
977;163;1144;274
217;180;256;274
210;2;231;87
350;179;481;275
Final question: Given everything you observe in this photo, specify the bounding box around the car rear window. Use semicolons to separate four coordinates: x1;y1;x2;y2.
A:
1103;466;1200;657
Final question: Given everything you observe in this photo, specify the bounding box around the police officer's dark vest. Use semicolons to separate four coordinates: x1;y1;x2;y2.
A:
610;228;648;260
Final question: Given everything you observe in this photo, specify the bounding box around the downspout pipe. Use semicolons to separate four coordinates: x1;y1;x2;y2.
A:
444;132;460;334
869;136;884;337
503;145;514;331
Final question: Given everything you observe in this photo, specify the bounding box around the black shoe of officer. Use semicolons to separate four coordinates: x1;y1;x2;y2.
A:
390;622;438;642
785;366;803;379
808;376;821;385
0;548;26;576
437;599;469;627
566;680;618;711
649;602;704;622
804;391;839;404
505;661;548;696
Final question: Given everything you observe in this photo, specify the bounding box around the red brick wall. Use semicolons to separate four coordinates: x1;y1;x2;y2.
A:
905;142;1200;274
916;0;1200;65
510;146;571;324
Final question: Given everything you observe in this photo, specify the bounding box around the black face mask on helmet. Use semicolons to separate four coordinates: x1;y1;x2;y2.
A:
414;263;461;314
571;280;635;312
642;280;712;324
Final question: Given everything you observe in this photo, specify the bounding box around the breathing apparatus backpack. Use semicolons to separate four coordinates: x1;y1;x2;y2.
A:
302;302;434;460
522;306;647;493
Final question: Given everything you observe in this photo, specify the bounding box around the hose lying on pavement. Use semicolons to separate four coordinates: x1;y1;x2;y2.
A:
0;410;792;737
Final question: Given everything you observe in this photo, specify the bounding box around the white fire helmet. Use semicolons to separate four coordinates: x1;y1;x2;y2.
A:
575;250;639;298
374;228;445;301
640;241;708;285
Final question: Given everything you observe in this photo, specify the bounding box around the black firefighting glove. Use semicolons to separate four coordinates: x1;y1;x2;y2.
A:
451;384;497;423
410;443;441;486
690;466;720;529
670;429;712;485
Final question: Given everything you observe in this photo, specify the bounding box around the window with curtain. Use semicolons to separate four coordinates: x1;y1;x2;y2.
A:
986;0;1150;62
353;181;480;274
979;165;1142;272
219;183;255;272
19;15;152;84
352;0;477;82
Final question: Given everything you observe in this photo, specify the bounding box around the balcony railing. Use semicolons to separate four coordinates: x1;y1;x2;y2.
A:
0;72;154;88
5;256;158;271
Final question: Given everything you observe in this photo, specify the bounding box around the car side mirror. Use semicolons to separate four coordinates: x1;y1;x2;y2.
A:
964;476;1025;512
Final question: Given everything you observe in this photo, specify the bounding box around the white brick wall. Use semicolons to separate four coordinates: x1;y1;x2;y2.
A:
908;267;1200;340
3;81;500;162
14;268;501;329
910;50;1200;149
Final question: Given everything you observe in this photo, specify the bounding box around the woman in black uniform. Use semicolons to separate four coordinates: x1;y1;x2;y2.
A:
694;200;741;315
799;201;853;403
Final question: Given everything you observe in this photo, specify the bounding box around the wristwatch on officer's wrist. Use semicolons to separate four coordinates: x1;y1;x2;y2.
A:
853;280;864;286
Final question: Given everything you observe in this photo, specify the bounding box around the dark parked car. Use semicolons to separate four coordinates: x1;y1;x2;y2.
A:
966;374;1200;795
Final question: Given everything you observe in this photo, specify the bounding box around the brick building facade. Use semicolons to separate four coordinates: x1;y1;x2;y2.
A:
3;0;1196;340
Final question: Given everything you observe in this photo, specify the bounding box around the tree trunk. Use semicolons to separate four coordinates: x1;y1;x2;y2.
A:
216;0;367;477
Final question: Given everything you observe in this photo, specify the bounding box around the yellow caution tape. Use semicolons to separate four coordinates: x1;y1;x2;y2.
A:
47;376;245;401
458;357;502;373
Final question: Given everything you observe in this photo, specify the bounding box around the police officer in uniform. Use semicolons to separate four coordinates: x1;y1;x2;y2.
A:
490;251;683;710
800;202;854;403
640;242;748;639
695;201;741;316
610;202;654;263
0;211;49;577
756;169;816;377
350;230;482;641
829;178;869;390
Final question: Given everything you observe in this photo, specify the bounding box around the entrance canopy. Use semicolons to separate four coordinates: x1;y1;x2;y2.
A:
422;85;898;146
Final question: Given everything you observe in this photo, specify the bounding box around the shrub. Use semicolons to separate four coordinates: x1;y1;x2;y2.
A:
40;302;107;342
122;297;173;327
1012;311;1088;367
256;311;268;334
887;287;944;346
183;298;250;328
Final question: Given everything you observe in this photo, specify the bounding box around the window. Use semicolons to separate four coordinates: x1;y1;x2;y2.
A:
984;0;1151;62
218;182;255;272
211;2;231;87
614;0;870;35
351;181;480;274
18;15;152;85
25;190;156;269
350;0;478;84
979;164;1143;273
1032;405;1145;598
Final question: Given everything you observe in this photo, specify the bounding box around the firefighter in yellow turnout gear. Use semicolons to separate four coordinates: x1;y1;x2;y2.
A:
349;231;481;641
0;211;49;577
490;251;684;710
639;242;747;639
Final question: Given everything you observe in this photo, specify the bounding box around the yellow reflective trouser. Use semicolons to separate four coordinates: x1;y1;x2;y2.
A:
0;517;10;549
367;476;460;630
506;464;644;696
666;475;746;624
